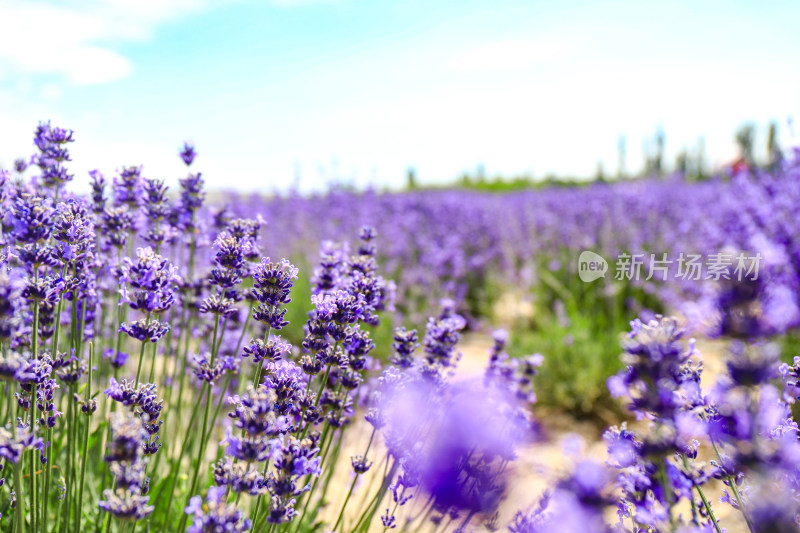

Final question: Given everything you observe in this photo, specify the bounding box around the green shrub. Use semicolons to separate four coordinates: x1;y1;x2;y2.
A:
508;251;664;418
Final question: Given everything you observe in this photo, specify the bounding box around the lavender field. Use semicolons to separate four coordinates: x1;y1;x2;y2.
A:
0;122;799;533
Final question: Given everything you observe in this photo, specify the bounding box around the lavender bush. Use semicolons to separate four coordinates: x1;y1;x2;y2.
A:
0;122;798;533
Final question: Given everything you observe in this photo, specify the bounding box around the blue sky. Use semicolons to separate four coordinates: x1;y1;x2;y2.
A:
1;0;799;192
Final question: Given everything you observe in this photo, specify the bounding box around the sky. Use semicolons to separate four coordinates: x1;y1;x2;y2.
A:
1;0;799;193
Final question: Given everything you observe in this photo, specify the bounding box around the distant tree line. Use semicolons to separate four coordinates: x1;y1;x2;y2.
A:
410;120;788;192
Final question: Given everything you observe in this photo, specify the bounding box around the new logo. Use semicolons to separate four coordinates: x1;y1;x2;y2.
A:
578;250;608;282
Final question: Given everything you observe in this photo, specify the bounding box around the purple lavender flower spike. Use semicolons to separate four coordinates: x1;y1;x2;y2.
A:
180;142;197;167
185;486;252;532
99;413;154;521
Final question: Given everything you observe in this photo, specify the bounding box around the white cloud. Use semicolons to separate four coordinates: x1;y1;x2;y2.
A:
451;36;577;73
39;83;63;102
267;0;343;7
0;0;212;86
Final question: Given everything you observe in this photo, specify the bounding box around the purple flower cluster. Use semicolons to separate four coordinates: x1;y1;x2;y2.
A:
119;247;179;315
0;424;44;465
250;257;298;331
98;413;154;521
118;247;179;345
530;316;800;532
185;486;250;532
104;378;164;455
33;122;75;189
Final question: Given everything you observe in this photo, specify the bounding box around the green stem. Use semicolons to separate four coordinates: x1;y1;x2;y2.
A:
202;374;232;452
12;400;25;533
695;483;723;533
333;473;359;532
159;392;205;532
61;382;76;533
177;383;212;533
43;295;64;533
29;297;39;533
290;432;326;533
235;303;255;395
658;459;675;532
75;344;93;532
354;460;398;533
251;326;272;390
355;454;387;516
170;309;195;462
315;429;344;507
409;495;435;533
248;459;272;533
134;312;151;387
177;312;222;533
134;339;147;388
147;339;159;385
709;438;754;533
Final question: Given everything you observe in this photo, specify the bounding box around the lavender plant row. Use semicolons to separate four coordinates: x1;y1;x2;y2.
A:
225;156;800;337
0;123;798;533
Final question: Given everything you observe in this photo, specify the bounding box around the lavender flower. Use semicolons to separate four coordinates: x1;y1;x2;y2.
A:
0;351;34;383
263;435;321;524
383;377;531;515
212;459;264;495
607;316;697;421
0;275;23;343
101;206;134;249
33;122;75;188
89;170;107;213
119;318;170;343
422;313;466;368
390;327;418;369
242;336;291;363
11;193;53;245
104;379;164;455
103;348;129;368
52;199;95;266
311;240;348;295
142;178;170;246
185;486;251;532
113;166;142;208
191;352;229;384
251;257;298;332
227;386;287;443
14;158;28;174
176;172;205;232
99;413;154;521
119;247;180;314
0;425;44;464
180;142;197;167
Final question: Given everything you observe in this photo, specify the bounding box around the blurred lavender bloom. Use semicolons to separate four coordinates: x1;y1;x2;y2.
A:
383;376;532;515
180;142;197;167
185;486;251;532
99;413;153;521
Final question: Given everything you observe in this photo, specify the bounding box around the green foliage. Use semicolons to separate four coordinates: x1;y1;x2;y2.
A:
778;331;800;364
419;173;599;193
282;266;313;347
508;251;664;417
509;301;624;417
